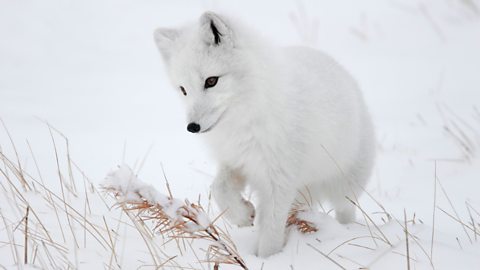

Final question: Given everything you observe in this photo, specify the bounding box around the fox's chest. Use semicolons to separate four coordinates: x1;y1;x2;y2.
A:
204;124;300;181
205;128;262;168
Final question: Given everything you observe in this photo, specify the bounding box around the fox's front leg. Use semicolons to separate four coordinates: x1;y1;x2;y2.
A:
256;180;295;257
211;166;255;227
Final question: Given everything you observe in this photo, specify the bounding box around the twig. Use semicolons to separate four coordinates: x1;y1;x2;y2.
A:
24;206;30;264
404;209;411;270
327;235;384;256
307;243;346;270
346;197;392;246
466;202;477;241
436;176;473;243
437;207;480;237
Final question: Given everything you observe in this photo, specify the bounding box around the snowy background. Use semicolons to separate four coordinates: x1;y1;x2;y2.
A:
1;0;479;269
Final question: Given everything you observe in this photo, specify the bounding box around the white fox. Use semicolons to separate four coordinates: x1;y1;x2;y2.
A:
154;12;375;257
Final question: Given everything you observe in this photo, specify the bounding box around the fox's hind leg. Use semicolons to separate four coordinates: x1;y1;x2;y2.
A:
211;166;255;227
330;165;372;224
333;199;356;224
332;127;375;224
310;181;357;224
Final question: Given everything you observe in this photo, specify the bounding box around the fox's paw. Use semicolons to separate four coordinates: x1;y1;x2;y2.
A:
225;199;255;227
335;204;356;224
256;233;284;257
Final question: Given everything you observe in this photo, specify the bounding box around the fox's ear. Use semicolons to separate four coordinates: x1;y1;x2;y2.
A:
154;28;179;60
199;12;233;47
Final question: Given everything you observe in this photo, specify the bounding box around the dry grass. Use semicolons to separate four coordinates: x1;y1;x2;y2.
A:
437;105;479;161
287;208;318;234
0;123;327;270
103;186;248;269
0;125;191;269
1;121;479;269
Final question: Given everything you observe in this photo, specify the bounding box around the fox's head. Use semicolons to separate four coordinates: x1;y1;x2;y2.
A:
154;12;251;134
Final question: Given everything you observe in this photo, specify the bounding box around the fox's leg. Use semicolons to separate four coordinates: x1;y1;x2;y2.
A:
256;179;295;257
334;199;356;224
211;166;255;227
332;162;373;224
327;180;358;224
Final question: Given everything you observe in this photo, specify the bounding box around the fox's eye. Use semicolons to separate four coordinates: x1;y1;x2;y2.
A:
179;86;187;96
204;76;219;88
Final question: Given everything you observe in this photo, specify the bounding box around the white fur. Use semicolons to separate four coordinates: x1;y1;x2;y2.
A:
154;12;376;257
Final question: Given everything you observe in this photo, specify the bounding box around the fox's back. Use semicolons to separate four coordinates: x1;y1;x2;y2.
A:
280;46;374;181
281;46;361;107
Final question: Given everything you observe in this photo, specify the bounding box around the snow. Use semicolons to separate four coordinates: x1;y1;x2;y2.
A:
103;164;171;205
1;0;480;269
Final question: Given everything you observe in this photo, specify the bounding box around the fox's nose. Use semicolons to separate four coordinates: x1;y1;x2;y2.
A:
187;122;201;133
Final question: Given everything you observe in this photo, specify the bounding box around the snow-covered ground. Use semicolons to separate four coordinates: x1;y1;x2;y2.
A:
1;0;479;269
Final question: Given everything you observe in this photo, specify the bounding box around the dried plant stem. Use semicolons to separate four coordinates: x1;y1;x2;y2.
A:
307;243;346;270
24;206;30;264
106;196;246;269
287;210;317;234
346;197;392;246
437;207;480;237
436;176;473;243
404;209;411;270
203;224;247;269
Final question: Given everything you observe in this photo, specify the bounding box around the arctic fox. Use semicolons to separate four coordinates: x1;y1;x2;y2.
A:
154;12;375;257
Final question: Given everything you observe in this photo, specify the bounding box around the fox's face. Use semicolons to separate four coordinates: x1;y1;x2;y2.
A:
154;12;246;134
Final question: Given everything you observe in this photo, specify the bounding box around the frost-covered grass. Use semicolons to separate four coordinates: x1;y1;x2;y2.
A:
103;164;248;269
